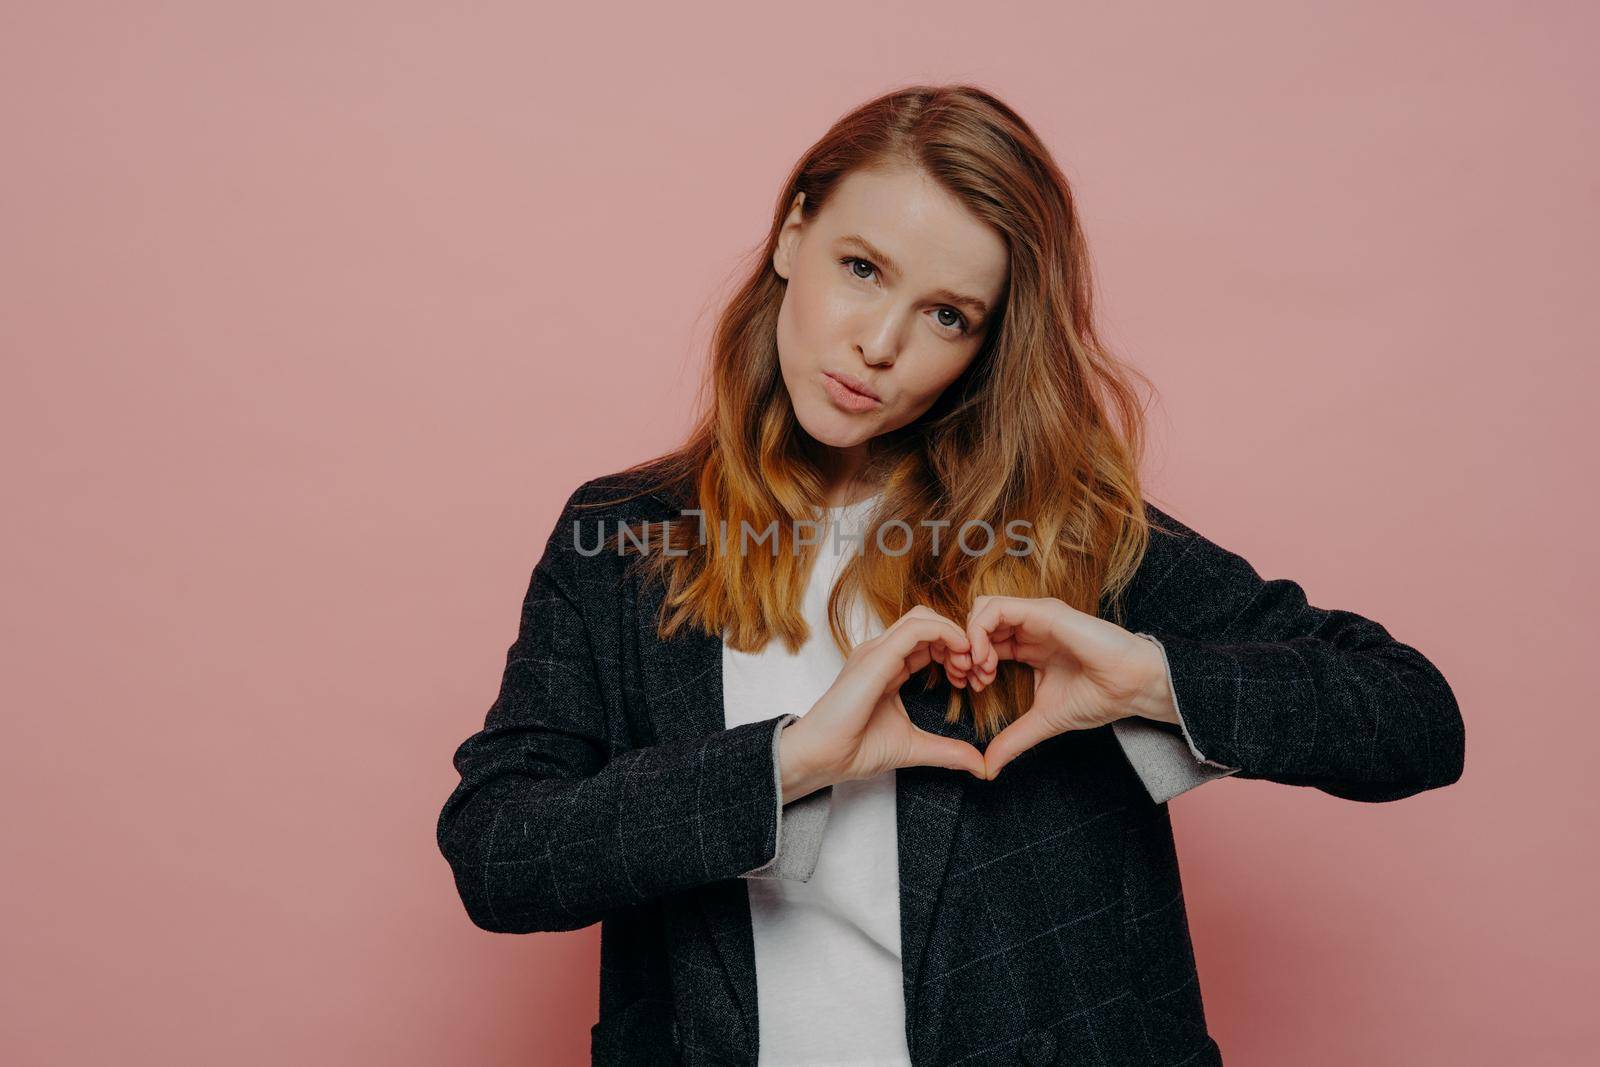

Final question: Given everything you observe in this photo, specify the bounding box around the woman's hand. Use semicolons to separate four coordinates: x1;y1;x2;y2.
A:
779;606;989;800
962;596;1177;779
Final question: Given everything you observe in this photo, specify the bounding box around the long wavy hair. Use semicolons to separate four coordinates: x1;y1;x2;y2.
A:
581;83;1169;744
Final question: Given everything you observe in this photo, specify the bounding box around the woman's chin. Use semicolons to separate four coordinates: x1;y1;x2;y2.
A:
794;408;878;448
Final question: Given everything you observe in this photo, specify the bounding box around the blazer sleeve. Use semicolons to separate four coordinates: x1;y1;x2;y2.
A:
1120;502;1465;803
435;485;795;934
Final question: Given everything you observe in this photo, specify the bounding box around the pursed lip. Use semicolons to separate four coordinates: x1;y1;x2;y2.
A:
824;371;882;401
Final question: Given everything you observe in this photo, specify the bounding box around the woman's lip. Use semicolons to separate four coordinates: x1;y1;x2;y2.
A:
822;371;883;413
825;371;881;400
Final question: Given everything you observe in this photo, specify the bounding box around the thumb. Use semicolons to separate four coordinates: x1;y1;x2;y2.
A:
905;730;988;779
980;706;1055;780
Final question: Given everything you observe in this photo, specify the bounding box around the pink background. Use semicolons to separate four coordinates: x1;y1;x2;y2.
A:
3;2;1594;1063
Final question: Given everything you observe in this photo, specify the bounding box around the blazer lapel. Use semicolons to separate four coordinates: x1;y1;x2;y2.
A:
631;501;973;1062
895;678;975;1063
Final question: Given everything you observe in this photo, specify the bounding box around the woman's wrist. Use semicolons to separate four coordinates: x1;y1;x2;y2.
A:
777;720;837;804
1126;634;1182;726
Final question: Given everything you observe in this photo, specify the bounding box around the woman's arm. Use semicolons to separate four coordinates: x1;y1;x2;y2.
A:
435;485;792;934
738;716;833;882
1122;502;1466;803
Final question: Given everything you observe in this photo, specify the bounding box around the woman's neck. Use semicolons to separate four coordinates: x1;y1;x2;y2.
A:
818;444;877;509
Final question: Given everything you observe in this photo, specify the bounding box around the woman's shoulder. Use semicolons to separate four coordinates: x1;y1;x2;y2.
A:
1139;497;1199;546
534;462;695;581
1120;496;1276;627
561;460;694;523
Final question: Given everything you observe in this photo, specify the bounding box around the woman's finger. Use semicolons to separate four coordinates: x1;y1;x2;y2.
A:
928;643;968;688
967;596;1095;673
929;642;973;674
981;703;1059;779
874;614;970;693
968;596;1053;651
903;727;987;778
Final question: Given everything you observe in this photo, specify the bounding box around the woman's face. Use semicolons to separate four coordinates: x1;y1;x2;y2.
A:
772;165;1009;466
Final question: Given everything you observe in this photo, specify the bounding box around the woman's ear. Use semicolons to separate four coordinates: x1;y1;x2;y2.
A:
772;192;806;280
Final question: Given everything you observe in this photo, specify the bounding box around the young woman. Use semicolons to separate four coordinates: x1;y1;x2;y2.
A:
436;85;1465;1067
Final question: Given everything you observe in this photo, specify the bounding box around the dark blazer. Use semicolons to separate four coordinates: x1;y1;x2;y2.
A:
436;470;1465;1066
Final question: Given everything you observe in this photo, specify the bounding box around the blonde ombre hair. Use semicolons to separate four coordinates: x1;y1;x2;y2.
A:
583;84;1163;744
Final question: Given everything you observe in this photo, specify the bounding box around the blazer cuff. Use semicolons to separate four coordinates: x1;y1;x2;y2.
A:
739;713;832;882
1112;715;1238;804
1110;635;1240;804
1133;632;1241;770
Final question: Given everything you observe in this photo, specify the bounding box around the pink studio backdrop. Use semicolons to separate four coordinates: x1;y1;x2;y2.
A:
3;2;1594;1064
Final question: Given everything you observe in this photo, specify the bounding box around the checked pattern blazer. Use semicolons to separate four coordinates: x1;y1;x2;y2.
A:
435;470;1466;1066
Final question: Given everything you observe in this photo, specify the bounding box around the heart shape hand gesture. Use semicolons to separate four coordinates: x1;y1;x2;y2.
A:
778;597;1174;798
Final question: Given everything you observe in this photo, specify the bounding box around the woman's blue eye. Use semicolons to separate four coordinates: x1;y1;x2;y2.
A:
839;256;969;336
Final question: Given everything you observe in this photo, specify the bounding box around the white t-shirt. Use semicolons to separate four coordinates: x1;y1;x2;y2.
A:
721;493;912;1066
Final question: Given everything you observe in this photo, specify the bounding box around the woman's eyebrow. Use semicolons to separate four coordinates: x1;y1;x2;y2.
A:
837;233;990;321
